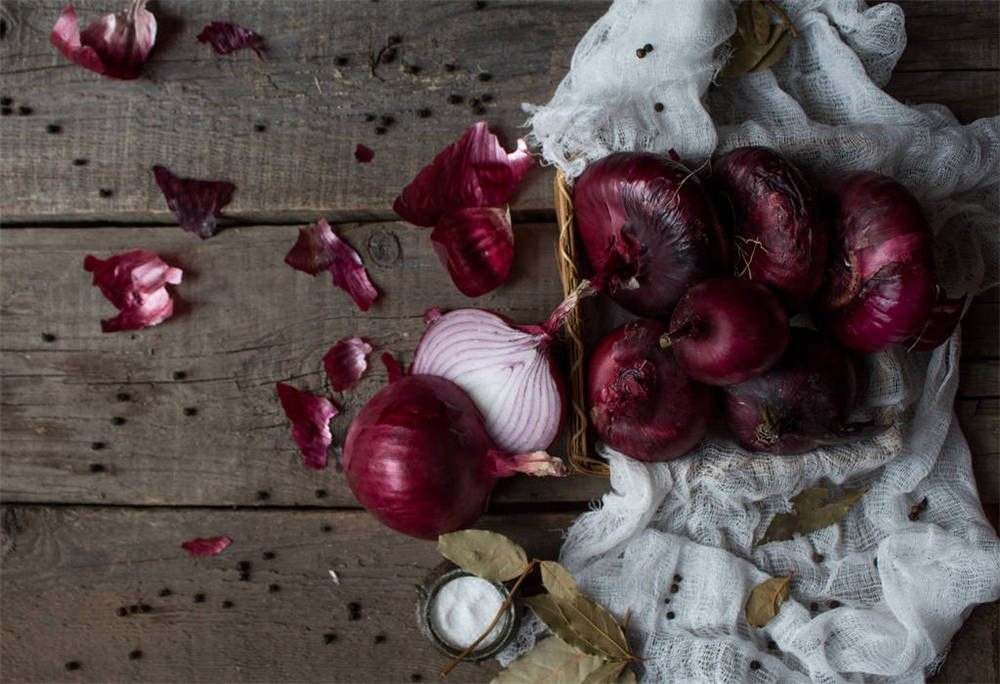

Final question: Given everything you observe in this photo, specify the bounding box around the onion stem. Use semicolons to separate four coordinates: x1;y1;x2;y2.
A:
659;320;698;349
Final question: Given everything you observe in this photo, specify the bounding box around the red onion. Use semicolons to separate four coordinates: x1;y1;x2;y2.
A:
663;277;789;386
906;289;966;351
409;295;576;453
343;374;566;539
818;171;937;352
712;146;828;311
573;152;730;317
722;327;866;454
588;318;711;462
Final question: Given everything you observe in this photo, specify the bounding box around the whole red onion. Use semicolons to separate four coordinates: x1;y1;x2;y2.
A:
588;318;711;462
343;374;565;540
573;152;730;317
664;277;789;386
722;327;865;455
818;171;937;352
712;146;828;312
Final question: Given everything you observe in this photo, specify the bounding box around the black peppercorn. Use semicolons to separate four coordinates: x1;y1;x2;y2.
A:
477;72;492;82
262;551;276;560
17;105;32;116
256;490;270;501
158;588;171;597
89;462;105;471
99;188;114;198
666;611;675;620
673;574;682;582
194;593;206;603
335;56;349;67
110;416;126;426
643;43;654;52
447;94;463;105
172;371;186;380
374;634;387;644
669;584;679;593
268;584;280;593
749;660;761;670
416;108;432;118
116;606;128;617
0;97;10;106
636;48;646;58
812;553;825;563
315;489;328;499
324;632;337;644
222;600;234;608
183;407;198;416
73;158;89;166
347;601;361;620
116;392;130;402
128;650;142;660
374;126;387;135
64;661;81;671
46;123;62;134
41;332;56;342
139;603;151;613
654;102;665;112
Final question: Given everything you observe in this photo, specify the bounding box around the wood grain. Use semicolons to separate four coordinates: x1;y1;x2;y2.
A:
2;224;995;507
0;506;572;683
0;1;996;225
1;505;996;684
0;222;613;506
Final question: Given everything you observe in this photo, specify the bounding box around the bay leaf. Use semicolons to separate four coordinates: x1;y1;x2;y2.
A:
523;594;631;661
490;636;607;684
437;529;528;582
750;25;791;73
581;659;628;684
540;560;580;600
758;486;870;545
749;0;772;45
745;572;793;627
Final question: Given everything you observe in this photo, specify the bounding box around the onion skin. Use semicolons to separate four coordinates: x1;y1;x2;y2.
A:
666;277;789;386
430;207;514;298
344;374;564;540
818;171;937;353
573;152;730;317
588;319;711;462
712;146;828;312
722;328;861;455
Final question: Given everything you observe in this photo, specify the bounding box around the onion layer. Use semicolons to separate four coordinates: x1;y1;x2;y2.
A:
573;152;730;317
410;307;565;453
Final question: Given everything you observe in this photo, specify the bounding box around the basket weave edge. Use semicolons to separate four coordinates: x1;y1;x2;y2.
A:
554;170;610;478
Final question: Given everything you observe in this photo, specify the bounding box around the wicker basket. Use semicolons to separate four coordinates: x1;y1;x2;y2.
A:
554;170;610;477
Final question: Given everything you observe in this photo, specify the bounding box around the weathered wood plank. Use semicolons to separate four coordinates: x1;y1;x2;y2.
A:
2;225;995;507
2;505;996;684
957;398;1000;513
0;506;575;683
0;1;996;224
0;222;618;506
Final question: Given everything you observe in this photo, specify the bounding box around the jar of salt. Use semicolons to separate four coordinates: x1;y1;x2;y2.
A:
418;569;517;661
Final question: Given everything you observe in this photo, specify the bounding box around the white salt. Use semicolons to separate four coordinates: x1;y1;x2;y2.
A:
429;575;509;650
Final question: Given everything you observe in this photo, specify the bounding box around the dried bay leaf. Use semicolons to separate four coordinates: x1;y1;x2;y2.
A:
581;659;630;684
745;573;793;627
719;0;795;77
490;636;608;684
758;486;870;545
540;560;580;600
437;529;528;582
523;594;631;661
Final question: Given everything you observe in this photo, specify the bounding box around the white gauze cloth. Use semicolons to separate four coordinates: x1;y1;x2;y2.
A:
500;1;1000;681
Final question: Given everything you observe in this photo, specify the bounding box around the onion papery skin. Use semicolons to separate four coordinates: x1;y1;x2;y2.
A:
430;207;514;297
667;277;789;386
818;171;937;353
712;146;828;312
588;319;711;462
906;290;967;351
410;308;566;453
344;374;558;540
722;327;860;455
573;152;730;317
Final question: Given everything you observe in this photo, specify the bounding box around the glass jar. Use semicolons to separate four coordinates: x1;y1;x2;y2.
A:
417;568;518;661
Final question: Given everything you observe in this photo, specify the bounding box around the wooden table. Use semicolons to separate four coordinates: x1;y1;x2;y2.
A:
1;1;996;681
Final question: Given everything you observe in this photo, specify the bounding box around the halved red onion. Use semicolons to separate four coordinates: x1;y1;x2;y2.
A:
410;307;565;453
393;121;534;227
197;22;262;58
152;165;235;239
324;337;373;392
51;1;156;80
284;218;379;311
276;383;338;470
181;536;232;557
83;249;182;332
431;207;514;297
354;144;375;163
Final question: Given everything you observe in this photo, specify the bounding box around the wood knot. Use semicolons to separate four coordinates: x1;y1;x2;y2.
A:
367;229;401;267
